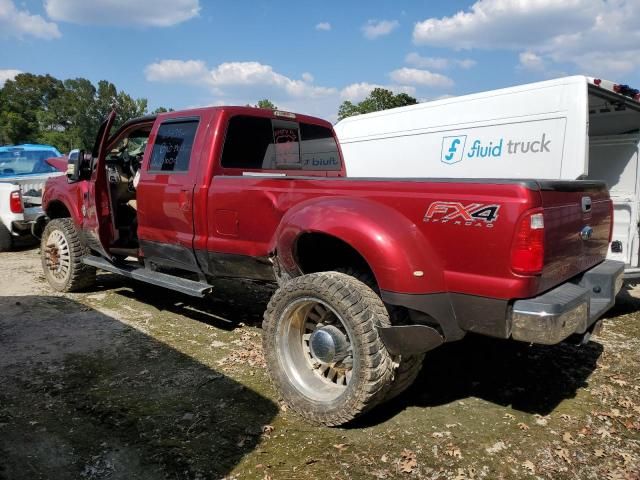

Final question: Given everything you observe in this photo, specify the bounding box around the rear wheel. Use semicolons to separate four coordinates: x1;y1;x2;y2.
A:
263;272;394;426
41;218;96;292
336;267;425;402
0;223;12;252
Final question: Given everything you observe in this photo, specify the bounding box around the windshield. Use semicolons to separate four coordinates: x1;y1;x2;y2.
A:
0;150;59;176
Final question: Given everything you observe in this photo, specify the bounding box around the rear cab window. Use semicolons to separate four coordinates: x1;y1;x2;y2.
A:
221;115;342;173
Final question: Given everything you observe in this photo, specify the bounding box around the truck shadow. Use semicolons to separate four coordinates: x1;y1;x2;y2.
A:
93;272;274;332
603;280;640;317
0;295;278;480
95;276;609;427
357;335;604;427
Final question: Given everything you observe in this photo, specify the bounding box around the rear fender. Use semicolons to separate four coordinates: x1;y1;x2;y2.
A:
275;197;443;294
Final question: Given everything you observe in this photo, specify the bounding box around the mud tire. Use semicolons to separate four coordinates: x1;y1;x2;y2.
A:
336;267;425;402
263;272;394;426
41;218;96;292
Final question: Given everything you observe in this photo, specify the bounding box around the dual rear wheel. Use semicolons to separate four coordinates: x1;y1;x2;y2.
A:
262;271;425;426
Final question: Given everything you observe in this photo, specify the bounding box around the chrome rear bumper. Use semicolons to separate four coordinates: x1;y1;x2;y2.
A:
511;260;624;345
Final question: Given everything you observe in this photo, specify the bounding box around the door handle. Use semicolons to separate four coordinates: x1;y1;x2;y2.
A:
179;189;191;212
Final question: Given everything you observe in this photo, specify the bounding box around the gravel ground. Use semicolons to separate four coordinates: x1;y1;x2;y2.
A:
0;247;638;480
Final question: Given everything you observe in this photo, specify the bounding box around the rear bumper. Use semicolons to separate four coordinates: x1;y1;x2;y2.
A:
380;260;624;353
511;260;624;344
10;206;45;236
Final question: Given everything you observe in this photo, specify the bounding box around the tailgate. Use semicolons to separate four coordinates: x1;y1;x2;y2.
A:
0;172;62;206
538;180;612;292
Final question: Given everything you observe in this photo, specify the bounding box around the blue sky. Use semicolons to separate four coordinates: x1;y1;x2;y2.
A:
2;0;640;121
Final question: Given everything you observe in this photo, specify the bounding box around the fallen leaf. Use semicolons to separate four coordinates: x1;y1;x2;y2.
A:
398;449;417;474
486;441;507;454
555;446;571;464
380;454;388;463
444;444;462;459
534;415;549;426
619;452;632;466
562;432;574;444
504;413;516;420
522;460;536;474
333;443;349;452
261;425;275;436
594;448;605;458
517;422;530;431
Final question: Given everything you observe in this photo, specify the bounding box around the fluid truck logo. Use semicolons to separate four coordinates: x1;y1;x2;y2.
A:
440;136;467;164
441;134;551;164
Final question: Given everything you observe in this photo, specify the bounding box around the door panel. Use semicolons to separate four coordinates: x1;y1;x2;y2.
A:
589;136;640;267
83;110;117;259
137;117;206;271
610;201;634;265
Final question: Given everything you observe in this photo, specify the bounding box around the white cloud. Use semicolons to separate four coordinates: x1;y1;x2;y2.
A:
362;19;399;39
456;59;477;69
0;0;60;39
145;59;337;99
0;69;22;86
389;68;454;88
315;22;331;31
145;60;210;84
413;0;640;76
208;62;336;98
519;51;545;71
340;82;416;102
44;0;200;27
405;52;476;70
413;0;597;49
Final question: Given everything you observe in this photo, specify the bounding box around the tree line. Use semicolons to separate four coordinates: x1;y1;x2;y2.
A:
0;73;168;153
0;73;417;153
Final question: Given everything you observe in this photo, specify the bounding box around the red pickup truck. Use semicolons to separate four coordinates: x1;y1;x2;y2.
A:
40;107;623;426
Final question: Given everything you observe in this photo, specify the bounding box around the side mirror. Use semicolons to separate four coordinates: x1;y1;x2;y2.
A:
66;149;91;182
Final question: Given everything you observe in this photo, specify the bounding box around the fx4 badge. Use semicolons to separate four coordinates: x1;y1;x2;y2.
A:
424;202;500;228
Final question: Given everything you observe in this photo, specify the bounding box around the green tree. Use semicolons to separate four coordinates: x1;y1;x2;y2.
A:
152;106;174;114
0;73;64;144
337;88;418;120
255;99;277;110
0;73;161;151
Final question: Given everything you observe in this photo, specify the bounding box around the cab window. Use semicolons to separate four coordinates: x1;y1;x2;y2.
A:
149;119;199;172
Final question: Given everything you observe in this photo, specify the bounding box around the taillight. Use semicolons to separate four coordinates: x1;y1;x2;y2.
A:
9;190;23;214
511;209;545;275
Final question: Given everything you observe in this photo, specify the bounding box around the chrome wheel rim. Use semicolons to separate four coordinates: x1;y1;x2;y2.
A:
277;297;355;402
44;230;71;281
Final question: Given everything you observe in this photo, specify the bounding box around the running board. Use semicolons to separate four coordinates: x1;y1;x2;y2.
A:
83;255;213;298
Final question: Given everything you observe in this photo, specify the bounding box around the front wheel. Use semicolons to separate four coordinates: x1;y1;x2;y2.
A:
41;218;96;292
262;272;394;426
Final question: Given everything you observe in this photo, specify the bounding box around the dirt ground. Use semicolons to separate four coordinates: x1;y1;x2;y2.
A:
0;248;639;480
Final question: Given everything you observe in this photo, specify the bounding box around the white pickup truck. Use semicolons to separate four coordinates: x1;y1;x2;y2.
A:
0;144;65;251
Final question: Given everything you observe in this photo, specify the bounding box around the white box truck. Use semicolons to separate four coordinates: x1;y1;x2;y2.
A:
334;76;640;276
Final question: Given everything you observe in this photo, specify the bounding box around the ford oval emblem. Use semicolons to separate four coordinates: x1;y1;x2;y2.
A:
580;226;593;241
